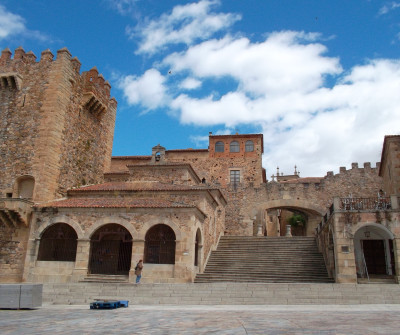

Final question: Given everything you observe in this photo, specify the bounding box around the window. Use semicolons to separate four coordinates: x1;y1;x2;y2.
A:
245;140;254;152
230;170;240;184
230;141;239;152
215;141;224;152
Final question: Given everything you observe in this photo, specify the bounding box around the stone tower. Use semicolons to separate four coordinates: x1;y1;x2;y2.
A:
0;47;117;203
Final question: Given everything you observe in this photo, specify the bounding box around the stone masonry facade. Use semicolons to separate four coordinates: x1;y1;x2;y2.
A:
0;46;399;285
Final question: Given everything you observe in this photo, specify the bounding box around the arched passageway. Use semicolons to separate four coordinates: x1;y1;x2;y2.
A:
194;229;202;267
144;224;176;264
354;224;396;278
37;223;78;261
89;224;132;275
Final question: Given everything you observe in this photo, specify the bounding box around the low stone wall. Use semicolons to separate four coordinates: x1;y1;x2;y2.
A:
0;284;42;309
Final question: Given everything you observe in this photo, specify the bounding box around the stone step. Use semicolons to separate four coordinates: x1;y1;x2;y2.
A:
42;282;400;305
80;274;129;283
196;236;332;283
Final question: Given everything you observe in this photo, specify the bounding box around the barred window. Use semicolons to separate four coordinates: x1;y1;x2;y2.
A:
145;224;176;264
245;140;254;152
230;141;239;152
215;141;224;152
37;223;78;261
230;170;240;184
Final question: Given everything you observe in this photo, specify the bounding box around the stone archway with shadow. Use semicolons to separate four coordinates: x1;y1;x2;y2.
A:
88;224;133;275
253;199;326;237
353;223;396;279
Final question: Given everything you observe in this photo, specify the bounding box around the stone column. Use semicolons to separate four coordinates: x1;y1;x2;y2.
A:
285;225;292;237
22;238;40;282
173;240;193;282
129;239;145;283
393;238;400;284
72;239;90;282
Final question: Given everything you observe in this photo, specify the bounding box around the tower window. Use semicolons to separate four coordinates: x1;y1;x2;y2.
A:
215;141;224;152
245;140;254;152
230;141;239;152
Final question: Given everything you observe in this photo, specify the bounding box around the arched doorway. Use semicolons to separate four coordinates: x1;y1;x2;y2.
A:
144;224;176;264
89;224;132;275
194;229;202;267
354;224;395;278
37;223;77;261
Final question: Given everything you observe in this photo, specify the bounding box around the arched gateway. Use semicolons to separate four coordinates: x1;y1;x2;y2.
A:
354;224;396;278
89;224;133;275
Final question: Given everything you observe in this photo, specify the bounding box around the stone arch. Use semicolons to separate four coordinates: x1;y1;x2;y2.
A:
144;224;176;264
37;222;78;262
85;216;137;240
138;218;182;241
253;199;326;237
35;215;84;240
353;223;395;277
88;223;133;275
254;199;326;217
353;222;395;239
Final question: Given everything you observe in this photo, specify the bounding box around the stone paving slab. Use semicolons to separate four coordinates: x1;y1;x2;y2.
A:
1;305;400;334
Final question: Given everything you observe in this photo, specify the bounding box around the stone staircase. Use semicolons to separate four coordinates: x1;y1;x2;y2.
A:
195;236;334;283
42;282;400;305
80;274;129;283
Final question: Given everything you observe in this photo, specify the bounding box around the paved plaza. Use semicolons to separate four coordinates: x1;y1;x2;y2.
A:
1;304;400;334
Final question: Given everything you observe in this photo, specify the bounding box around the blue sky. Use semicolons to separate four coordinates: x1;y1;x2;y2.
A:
1;0;400;177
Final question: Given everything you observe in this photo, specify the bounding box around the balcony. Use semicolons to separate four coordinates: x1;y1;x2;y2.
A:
0;198;33;227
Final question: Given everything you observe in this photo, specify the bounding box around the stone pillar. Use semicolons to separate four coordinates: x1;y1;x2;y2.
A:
72;239;90;281
129;239;145;283
285;225;292;237
174;240;193;282
333;218;357;283
22;238;40;282
393;238;400;284
390;195;399;210
257;223;263;236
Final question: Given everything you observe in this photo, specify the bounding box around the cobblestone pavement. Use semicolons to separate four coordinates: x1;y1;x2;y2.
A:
1;305;400;334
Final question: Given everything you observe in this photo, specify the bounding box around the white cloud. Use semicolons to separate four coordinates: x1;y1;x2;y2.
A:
129;0;241;55
0;5;26;39
118;69;167;111
164;32;341;97
179;77;202;90
106;0;139;15
119;0;400;178
378;1;400;15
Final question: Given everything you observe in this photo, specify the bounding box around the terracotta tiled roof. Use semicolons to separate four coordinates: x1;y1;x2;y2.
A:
280;177;322;184
38;197;195;209
69;181;210;193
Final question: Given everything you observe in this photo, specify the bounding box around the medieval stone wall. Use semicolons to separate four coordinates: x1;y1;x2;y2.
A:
380;136;400;196
0;47;116;202
0;47;52;197
0;224;29;282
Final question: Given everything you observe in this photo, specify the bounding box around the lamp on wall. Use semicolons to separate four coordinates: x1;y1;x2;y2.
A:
364;229;370;238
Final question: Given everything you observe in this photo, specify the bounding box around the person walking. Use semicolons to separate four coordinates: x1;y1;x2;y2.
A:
135;260;143;284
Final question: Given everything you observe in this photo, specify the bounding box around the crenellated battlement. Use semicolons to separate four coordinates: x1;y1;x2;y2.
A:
325;161;380;179
0;47;114;106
